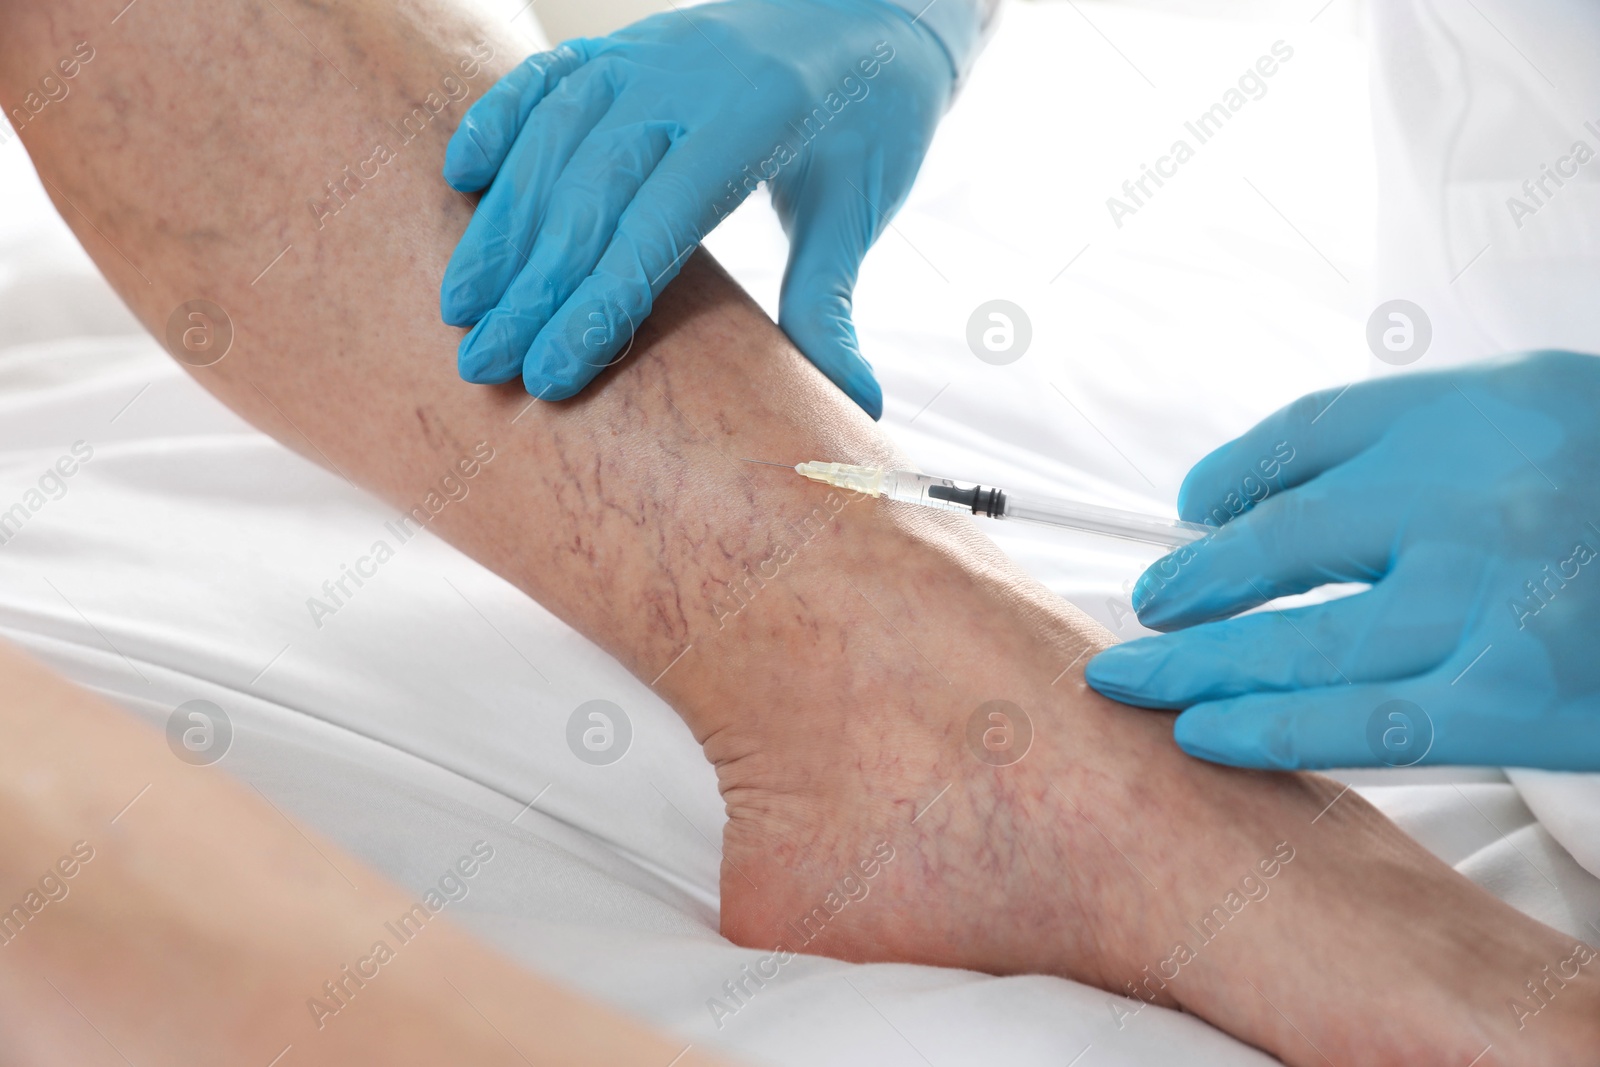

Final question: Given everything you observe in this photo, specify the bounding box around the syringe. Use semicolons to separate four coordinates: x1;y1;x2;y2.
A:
795;461;1210;549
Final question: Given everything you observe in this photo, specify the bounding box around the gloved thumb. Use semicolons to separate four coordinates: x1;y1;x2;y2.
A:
778;198;882;420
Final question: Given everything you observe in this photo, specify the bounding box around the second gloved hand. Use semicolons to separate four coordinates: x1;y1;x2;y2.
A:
1086;350;1600;771
440;0;957;415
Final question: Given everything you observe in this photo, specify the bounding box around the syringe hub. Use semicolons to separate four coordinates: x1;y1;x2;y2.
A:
795;461;887;497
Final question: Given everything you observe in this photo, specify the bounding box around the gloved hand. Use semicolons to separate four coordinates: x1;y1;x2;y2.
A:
1086;350;1600;771
439;0;958;416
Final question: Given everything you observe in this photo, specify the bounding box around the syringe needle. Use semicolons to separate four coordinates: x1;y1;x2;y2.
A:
741;458;798;469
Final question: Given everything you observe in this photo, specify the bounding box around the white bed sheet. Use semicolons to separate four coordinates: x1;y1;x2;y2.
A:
2;3;1598;1064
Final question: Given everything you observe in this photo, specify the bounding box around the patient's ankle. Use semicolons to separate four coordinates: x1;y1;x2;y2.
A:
654;494;1590;1067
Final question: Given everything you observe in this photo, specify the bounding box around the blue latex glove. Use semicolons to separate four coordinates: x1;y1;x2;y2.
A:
439;0;959;416
1086;350;1600;771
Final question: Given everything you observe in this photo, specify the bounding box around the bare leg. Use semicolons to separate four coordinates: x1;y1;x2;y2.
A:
0;642;732;1065
3;2;1596;1063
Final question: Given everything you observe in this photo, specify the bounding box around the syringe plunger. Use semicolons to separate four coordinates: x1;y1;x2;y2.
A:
794;461;1209;549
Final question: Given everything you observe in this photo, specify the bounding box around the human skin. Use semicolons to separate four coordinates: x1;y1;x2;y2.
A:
3;0;1597;1063
0;642;733;1065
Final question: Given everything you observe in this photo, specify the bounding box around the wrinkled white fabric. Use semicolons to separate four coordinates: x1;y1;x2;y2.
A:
1369;0;1600;369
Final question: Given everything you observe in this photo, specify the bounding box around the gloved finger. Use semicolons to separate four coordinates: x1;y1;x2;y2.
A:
777;159;881;419
1087;566;1453;709
441;65;614;328
521;151;719;398
1132;463;1400;630
1175;370;1455;527
1171;682;1440;771
456;118;676;385
443;42;594;192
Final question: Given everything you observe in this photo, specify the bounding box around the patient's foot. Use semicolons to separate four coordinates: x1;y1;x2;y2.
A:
665;504;1599;1066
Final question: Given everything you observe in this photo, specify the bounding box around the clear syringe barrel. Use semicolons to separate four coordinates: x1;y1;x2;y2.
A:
1001;490;1210;548
793;462;1210;549
877;469;994;514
